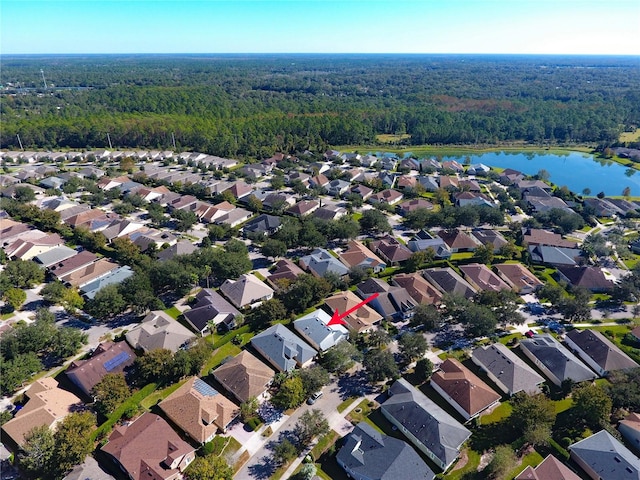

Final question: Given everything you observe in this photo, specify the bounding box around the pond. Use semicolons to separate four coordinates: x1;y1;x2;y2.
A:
437;151;640;196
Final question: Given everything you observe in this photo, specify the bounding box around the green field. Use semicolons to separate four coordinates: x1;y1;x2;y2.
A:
620;128;640;143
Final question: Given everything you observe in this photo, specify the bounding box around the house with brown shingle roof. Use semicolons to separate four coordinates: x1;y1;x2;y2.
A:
100;412;196;480
267;259;304;289
59;257;119;288
493;263;543;294
369;189;404;206
459;263;511;292
338;240;387;274
323;291;383;333
62;208;109;228
66;342;136;398
286;200;320;217
125;311;196;353
159;377;238;443
437;229;480;252
522;228;578;249
514;454;581;480
5;233;64;261
392;273;443;305
439;175;460;189
0;219;32;248
565;329;638;377
212;351;274;404
398;198;434;215
48;250;98;280
1;378;83;449
371;236;412;265
430;358;501;421
556;266;614;292
309;174;330;189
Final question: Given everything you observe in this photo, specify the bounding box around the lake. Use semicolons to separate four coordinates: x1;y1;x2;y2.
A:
438;151;640;197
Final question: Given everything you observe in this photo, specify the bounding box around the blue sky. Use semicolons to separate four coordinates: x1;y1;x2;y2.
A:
2;0;639;55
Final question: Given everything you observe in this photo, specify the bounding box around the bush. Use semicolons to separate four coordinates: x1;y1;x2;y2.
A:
246;417;262;431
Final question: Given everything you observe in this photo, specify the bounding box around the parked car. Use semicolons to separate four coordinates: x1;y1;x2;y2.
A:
307;391;323;405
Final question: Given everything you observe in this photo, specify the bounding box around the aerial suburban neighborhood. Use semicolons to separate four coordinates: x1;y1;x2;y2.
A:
0;146;639;480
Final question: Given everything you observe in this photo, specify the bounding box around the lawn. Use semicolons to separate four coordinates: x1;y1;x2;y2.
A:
376;133;412;143
479;402;512;425
620;128;640;143
553;397;574;414
346;399;376;426
443;448;481;480
336;396;358;414
450;252;475;261
310;430;340;460
506;449;544;479
163;306;182;320
200;342;242;376
140;379;188;409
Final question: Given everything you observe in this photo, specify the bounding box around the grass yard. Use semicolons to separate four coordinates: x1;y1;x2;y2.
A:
553;397;574;414
346;399;376;426
376;133;412;143
443;448;481;480
310;430;340;460
200;342;242;375
163;306;182;320
140;378;188;409
620;128;640;143
479;402;513;425
506;449;544;479
450;252;475;261
336;396;358;413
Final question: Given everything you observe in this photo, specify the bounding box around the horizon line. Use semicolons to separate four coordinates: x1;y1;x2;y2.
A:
2;52;640;57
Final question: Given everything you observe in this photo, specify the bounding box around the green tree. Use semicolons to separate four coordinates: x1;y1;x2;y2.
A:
410;304;441;331
299;365;330;396
185;455;233;480
19;425;55;477
473;243;495;264
397;332;428;363
272;376;306;410
294;409;329;447
41;280;67;304
239;396;259;422
3;287;26;310
248;298;288;329
53;411;96;475
485;445;517;480
85;284;126;320
572;384;612;428
359;209;391;234
92;372;131;416
272;438;298;466
511;392;556;445
2;259;45;288
13;186;36;203
50;327;88;359
415;358;434;380
172;208;198;231
261;239;287;259
363;349;399;383
134;348;174;385
321;340;362;374
459;303;497;337
0;352;43;394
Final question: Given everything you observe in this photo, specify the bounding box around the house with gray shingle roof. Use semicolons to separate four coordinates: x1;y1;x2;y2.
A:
337;423;436;480
299;248;349;278
125;311;196;353
618;412;640;455
219;273;274;309
182;288;242;335
565;329;637;377
472;343;545;396
33;245;78;268
251;324;316;372
519;334;595;387
381;378;471;472
570;430;640;480
423;267;477;299
80;266;134;300
293;309;348;352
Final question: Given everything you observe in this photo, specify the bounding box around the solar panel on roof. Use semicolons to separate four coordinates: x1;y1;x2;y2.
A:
193;378;218;397
103;351;131;372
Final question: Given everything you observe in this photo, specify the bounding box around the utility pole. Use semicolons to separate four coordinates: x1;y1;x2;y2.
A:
16;134;24;151
40;69;47;89
171;132;176;149
107;133;113;149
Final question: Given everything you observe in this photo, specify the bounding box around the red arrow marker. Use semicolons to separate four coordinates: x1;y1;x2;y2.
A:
327;293;379;327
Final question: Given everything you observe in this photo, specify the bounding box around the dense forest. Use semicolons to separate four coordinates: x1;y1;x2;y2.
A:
1;54;639;157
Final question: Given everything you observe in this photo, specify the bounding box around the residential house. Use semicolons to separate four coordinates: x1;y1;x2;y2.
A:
470;229;508;252
339;240;387;274
323;291;383;333
459;263;511;292
100;219;145;243
527;196;573;214
569;430;640;480
33;245;78;269
286;200;320;217
251;324;316;372
455;191;495;208
100;412;196;480
392;273;443;305
337;423;436;480
522;228;578;249
97;175;130;191
182;288;241;334
220;273;274;309
439;175;460;190
519;334;596;387
516;179;552;191
499;169;524;185
125;311;196;353
80;265;134;299
528;245;583;267
59;258;120;288
493;263;543;294
441;160;464;173
242;214;282;237
381;378;471;472
240;163;271;180
356;279;417;321
556;266;615;292
227;181;254;200
396;175;417;190
564;329;637;377
360;154;378;167
129;229;177;252
39;176;66;190
399;157;422;171
467;163;491;176
214;207;253;228
314;204;347;221
48;250;98;281
471;343;545;396
349;184;374;201
266;259;304;289
1;378;82;449
369;189;404;206
309;174;330;189
430;358;501;421
371;236;412;265
159;377;238;443
299;248;349;278
196;201;235;223
618;412;640;454
6;233;64;261
263;192;296;212
514;454;581;480
62;456;115;480
212;351;274;404
423;267;478;299
326;179;351;197
66;342;136;398
380;157;398;171
407;235;451;260
418;175;440;192
156;241;198;262
293;309;348;352
398;198;434;215
437;229;480;253
584;197;625;217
